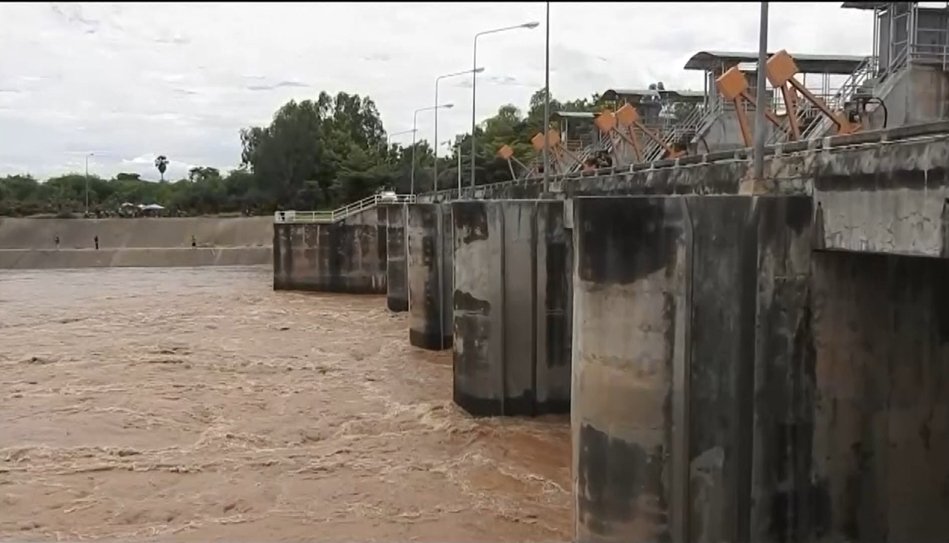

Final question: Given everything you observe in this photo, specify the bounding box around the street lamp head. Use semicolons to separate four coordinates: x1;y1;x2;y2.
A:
522;21;540;29
443;103;454;109
474;67;486;74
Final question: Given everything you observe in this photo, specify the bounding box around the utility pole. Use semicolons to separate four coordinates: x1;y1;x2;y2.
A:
753;2;769;183
543;1;551;193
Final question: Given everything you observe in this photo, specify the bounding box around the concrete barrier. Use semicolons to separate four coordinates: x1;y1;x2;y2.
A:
273;207;387;293
406;203;453;350
451;200;571;417
385;204;408;312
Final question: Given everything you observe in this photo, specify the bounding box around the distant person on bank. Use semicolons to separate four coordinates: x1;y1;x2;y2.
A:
54;236;60;250
94;236;99;251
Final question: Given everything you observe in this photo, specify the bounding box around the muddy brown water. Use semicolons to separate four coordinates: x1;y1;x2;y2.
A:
0;266;571;541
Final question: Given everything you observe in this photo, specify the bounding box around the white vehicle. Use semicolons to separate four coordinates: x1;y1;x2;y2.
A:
378;190;397;202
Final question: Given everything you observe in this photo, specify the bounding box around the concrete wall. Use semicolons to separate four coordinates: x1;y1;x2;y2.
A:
385;204;408;312
865;65;949;131
451;200;572;417
0;216;273;269
571;195;813;543
807;251;949;542
0;247;270;269
273;207;387;293
813;137;949;258
406;203;453;350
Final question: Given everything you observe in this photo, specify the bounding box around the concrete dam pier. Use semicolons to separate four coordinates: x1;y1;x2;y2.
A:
452;200;572;417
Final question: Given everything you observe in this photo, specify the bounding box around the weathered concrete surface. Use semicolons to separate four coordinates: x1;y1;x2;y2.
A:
0;216;273;269
272;207;387;293
0;216;274;250
406;203;453;350
808;251;949;543
0;247;271;269
813;138;949;258
864;65;949;131
385;204;408;312
451;200;572;417
571;195;814;543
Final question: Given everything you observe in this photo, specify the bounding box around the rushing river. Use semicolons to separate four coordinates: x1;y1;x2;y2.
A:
0;266;571;541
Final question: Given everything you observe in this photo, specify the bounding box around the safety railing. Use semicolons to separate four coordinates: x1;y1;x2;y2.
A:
910;43;949;71
274;193;416;224
686;98;725;151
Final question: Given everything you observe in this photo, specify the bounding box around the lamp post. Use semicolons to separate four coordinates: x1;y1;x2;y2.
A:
411;103;453;195
434;67;483;193
442;138;463;198
387;128;417;146
470;21;539;188
543;2;551;193
753;2;769;183
84;152;94;215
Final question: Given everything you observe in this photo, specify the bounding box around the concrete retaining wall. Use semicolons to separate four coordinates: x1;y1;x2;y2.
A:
452;200;571;416
571;195;813;543
0;216;273;269
385;204;408;312
0;216;273;250
406;203;453;350
273;207;388;293
0;247;271;269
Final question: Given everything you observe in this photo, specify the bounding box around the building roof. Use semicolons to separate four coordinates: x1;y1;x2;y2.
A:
683;50;868;74
841;2;889;9
602;88;705;102
553;111;597;120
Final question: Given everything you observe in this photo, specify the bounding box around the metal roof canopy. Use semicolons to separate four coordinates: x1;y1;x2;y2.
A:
843;2;949;10
602;88;705;102
553;111;598;119
683;50;867;74
841;2;890;9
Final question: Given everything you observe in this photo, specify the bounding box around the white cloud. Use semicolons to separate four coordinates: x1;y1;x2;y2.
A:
0;2;873;180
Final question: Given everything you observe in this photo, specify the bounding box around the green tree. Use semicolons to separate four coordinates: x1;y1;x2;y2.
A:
154;155;169;181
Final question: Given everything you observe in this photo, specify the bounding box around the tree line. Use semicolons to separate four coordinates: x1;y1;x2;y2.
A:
0;88;678;217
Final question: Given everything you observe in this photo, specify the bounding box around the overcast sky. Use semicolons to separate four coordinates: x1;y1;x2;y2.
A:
0;2;872;181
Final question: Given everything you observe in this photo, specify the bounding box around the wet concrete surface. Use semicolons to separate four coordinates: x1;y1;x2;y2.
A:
0;266;570;541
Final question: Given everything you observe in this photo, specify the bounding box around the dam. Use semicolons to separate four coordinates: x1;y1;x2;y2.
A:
4;2;949;541
272;5;949;541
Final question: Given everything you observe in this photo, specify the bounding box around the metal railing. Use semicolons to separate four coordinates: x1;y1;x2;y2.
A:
642;102;709;162
686;98;725;150
274;193;416;224
910;43;949;71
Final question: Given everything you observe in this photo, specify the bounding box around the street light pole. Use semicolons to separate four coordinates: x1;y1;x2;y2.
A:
411;103;454;195
435;67;483;194
470;21;539;189
387;128;417;147
753;2;769;183
543;2;551;193
84;152;94;215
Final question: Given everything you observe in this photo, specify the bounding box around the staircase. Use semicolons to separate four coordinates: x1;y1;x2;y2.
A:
273;193;416;224
770;55;880;144
642;103;709;162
